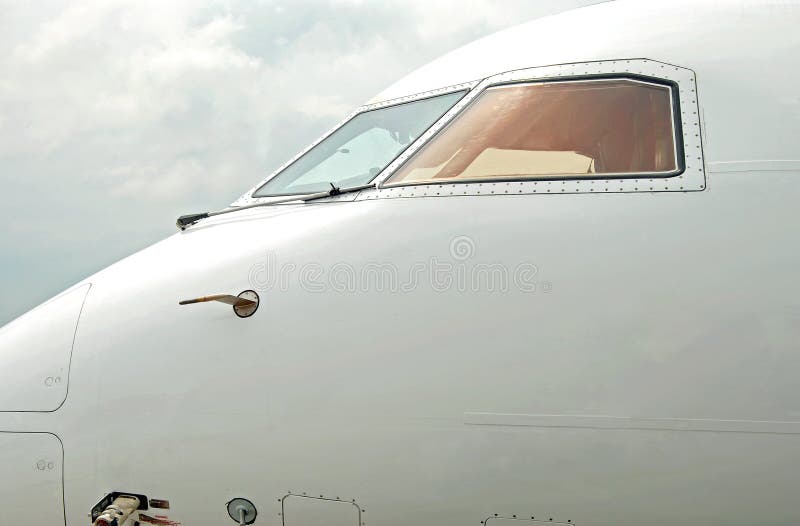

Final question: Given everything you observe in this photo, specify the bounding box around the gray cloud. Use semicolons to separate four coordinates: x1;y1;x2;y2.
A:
0;0;596;324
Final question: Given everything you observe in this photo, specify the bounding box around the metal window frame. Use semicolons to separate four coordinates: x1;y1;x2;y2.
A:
362;58;705;200
231;81;479;207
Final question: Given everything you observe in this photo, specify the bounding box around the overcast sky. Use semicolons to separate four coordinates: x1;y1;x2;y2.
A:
0;0;597;325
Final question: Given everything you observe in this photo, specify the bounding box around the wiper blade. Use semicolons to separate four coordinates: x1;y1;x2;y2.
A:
302;182;371;202
176;182;376;230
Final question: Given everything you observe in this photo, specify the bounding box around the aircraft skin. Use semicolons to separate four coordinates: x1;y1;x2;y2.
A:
2;0;800;525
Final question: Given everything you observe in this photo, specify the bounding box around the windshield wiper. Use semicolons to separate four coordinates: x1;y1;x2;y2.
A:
176;182;376;230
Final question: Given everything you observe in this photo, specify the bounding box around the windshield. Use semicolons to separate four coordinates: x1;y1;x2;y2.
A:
253;91;466;197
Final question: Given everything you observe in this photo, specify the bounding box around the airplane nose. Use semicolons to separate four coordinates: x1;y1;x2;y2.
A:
0;284;91;412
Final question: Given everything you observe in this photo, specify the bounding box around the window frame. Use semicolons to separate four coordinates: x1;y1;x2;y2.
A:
233;81;479;207
368;58;705;198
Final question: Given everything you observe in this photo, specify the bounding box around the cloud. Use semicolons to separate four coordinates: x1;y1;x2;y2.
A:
0;0;596;324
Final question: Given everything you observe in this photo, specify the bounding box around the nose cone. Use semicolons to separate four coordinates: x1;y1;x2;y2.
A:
0;284;91;411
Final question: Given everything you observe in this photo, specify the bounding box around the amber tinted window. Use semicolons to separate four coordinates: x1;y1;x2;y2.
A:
386;79;678;185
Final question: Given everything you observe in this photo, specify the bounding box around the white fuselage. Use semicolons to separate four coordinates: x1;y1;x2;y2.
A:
1;1;799;525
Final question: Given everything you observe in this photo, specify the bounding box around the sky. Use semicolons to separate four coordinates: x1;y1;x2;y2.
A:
0;0;598;325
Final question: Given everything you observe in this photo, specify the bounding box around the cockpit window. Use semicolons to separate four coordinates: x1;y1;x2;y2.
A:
385;78;679;185
253;91;466;197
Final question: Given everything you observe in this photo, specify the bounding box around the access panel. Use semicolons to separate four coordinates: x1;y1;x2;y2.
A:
0;432;64;525
282;495;362;526
0;284;90;411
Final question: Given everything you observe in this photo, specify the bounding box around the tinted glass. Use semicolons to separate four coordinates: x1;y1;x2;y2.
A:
387;79;677;185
